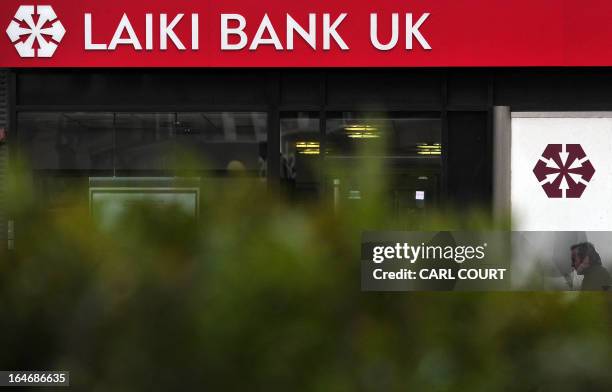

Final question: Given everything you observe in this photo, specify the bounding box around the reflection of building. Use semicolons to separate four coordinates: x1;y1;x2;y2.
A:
4;70;612;243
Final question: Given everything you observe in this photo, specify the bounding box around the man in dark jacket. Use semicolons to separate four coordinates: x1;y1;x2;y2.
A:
571;242;611;291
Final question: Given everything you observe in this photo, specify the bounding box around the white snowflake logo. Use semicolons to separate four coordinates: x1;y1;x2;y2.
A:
6;5;65;58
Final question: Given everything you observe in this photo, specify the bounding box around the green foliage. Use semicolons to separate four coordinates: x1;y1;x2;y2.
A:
1;160;611;391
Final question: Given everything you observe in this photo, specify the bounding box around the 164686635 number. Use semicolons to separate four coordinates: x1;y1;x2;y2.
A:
2;371;69;386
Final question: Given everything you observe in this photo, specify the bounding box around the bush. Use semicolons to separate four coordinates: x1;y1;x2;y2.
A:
1;160;612;392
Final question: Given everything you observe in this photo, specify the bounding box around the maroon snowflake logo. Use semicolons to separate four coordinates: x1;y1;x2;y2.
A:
533;144;595;198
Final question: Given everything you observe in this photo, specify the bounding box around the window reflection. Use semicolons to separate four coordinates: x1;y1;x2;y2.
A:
115;113;175;171
18;112;268;176
17;110;441;211
176;112;267;175
280;112;320;199
18;112;114;171
326;112;442;158
325;112;442;212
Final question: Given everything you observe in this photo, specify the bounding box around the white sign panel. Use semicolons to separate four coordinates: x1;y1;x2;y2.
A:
90;188;199;231
511;114;612;231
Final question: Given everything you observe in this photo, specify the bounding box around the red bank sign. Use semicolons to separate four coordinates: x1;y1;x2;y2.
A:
2;0;612;67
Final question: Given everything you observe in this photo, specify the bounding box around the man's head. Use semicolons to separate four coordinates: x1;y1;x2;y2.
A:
571;242;602;275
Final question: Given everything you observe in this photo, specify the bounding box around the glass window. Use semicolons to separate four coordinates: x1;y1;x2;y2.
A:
18;111;269;210
115;113;175;172
326;112;442;158
325;112;442;212
176;112;267;176
280;112;320;198
19;112;268;177
18;112;114;171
